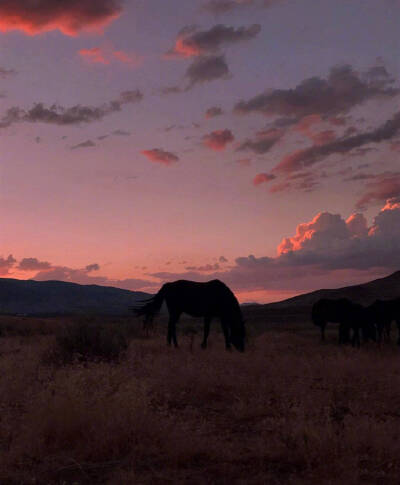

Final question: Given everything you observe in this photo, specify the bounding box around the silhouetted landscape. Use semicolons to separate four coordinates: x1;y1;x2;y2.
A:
2;0;400;482
1;271;400;483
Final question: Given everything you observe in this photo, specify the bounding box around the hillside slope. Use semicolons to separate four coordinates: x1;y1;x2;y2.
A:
0;278;151;316
267;270;400;309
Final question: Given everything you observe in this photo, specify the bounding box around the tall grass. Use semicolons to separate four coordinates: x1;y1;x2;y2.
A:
0;316;400;483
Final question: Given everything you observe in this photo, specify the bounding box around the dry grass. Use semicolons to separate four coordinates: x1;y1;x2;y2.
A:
0;314;400;484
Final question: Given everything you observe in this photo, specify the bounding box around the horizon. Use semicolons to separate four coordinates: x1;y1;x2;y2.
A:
1;267;398;306
2;0;400;303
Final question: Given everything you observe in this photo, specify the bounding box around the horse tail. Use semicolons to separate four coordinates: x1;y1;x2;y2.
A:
131;284;167;324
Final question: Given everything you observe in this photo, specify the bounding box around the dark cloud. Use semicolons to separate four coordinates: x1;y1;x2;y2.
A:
234;64;399;118
185;55;231;88
356;173;400;209
71;140;96;150
0;254;16;275
166;23;261;58
86;263;100;272
219;256;228;263
202;129;234;150
0;90;143;129
237;128;283;154
275;111;400;173
18;257;51;271
141;148;180;166
185;263;221;272
0;0;122;36
343;173;375;182
205;106;224;118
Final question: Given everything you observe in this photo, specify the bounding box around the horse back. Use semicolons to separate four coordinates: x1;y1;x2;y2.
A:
163;279;240;318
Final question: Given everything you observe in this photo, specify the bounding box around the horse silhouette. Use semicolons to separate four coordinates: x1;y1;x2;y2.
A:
133;279;245;351
368;298;400;344
311;298;375;347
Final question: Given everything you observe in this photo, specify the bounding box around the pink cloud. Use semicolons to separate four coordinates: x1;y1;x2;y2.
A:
203;129;234;151
141;149;180;166
0;0;122;36
253;173;276;186
112;50;142;67
79;47;142;66
79;47;109;65
311;130;337;146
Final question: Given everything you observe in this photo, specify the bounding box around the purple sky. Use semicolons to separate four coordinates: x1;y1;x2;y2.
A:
1;0;400;302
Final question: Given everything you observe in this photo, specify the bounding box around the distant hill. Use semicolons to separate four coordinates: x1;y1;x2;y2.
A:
243;271;400;325
0;278;152;316
268;270;400;309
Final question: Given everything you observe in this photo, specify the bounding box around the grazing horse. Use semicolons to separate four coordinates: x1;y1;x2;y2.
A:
368;298;400;345
133;279;245;351
311;298;375;347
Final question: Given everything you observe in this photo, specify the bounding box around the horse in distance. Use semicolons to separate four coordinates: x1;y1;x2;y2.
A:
132;279;246;352
367;298;400;344
311;298;375;347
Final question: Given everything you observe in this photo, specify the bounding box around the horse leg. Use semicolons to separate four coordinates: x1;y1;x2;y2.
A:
201;317;211;349
396;319;400;346
320;322;326;341
167;312;180;348
351;326;360;348
376;321;383;344
385;320;392;342
339;322;348;344
220;319;231;351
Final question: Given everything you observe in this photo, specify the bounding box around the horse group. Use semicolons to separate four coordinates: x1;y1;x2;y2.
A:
312;297;400;347
133;278;400;352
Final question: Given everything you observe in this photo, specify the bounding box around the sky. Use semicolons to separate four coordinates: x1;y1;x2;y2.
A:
1;0;400;303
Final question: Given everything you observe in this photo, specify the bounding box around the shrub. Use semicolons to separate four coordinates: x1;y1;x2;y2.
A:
50;319;129;364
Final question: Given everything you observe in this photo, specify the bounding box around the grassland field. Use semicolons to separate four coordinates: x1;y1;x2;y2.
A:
0;311;400;484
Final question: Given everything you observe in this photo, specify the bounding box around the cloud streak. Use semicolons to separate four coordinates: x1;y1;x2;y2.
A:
234;64;398;118
0;90;143;129
141;149;180;166
275;111;400;174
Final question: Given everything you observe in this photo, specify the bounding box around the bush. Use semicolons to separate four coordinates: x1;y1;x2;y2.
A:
49;320;129;364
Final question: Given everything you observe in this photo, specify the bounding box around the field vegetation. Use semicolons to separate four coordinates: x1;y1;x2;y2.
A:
0;312;400;484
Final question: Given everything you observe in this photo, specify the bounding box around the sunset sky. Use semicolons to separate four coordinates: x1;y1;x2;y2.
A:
1;0;400;302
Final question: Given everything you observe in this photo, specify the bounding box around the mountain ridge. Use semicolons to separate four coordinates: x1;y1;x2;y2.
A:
0;278;151;316
264;270;400;310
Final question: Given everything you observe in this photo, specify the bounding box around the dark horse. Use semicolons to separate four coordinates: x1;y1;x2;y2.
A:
312;298;375;347
367;298;400;344
133;279;245;351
